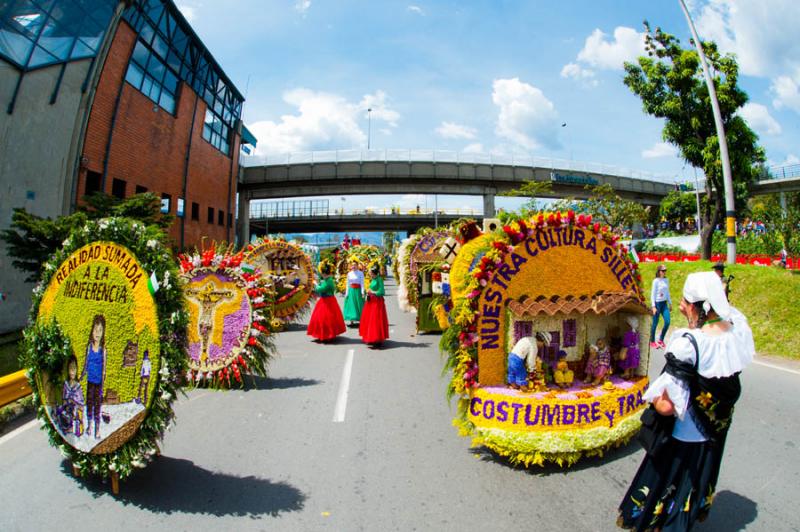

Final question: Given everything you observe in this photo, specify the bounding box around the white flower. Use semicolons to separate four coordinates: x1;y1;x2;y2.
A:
108;462;117;472
62;238;71;248
131;459;146;469
161;271;171;289
98;220;109;230
159;362;170;376
146;239;159;249
161;390;172;400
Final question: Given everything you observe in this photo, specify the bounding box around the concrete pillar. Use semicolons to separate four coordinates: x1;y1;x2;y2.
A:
483;190;495;217
780;191;787;213
237;193;250;245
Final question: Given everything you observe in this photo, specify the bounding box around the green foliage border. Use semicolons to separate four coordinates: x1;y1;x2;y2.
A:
24;217;188;480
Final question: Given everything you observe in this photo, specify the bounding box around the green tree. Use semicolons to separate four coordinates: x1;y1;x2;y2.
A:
2;192;172;282
750;192;800;255
623;22;765;258
382;231;398;255
552;183;650;231
499;180;553;214
660;189;701;224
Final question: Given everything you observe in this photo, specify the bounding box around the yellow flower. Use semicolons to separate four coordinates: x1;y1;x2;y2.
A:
696;391;714;408
653;501;664;516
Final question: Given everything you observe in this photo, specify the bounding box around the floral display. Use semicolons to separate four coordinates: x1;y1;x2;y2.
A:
395;236;417;312
178;244;275;388
245;238;314;324
442;211;649;467
22;218;187;481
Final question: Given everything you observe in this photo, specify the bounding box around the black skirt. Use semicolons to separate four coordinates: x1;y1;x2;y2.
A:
617;437;724;531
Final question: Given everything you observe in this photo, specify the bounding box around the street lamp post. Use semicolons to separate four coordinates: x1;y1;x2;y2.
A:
678;0;736;264
367;108;372;150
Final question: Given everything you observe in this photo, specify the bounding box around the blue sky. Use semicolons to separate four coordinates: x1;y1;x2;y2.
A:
177;0;800;214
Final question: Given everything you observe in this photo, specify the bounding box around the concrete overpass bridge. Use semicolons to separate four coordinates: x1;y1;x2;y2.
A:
236;151;800;242
237;150;679;242
249;208;482;236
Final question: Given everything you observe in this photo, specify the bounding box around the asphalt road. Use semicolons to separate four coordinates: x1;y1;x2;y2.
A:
1;275;798;531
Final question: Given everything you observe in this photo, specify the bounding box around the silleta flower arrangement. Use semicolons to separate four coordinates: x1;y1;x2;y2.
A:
178;244;275;388
244;237;314;325
22;217;187;481
441;210;647;467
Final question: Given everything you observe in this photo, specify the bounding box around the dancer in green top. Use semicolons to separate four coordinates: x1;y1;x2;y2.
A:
359;262;389;346
343;260;365;326
307;260;346;341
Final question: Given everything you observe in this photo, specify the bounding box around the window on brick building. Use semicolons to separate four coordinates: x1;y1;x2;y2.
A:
207;207;214;224
135;185;148;194
121;3;244;155
191;202;199;221
124;40;178;114
161;193;171;213
85;171;101;196
112;178;126;199
217;210;224;226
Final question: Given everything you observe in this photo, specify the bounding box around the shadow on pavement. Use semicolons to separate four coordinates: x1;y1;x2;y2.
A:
246;375;322;390
61;456;306;517
470;437;642;476
695;490;758;531
378;339;432;349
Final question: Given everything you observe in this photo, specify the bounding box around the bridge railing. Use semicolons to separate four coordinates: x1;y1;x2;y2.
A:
759;164;800;180
240;149;679;184
250;204;481;220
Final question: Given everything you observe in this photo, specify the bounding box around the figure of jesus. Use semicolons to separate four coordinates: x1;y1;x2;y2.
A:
187;282;234;363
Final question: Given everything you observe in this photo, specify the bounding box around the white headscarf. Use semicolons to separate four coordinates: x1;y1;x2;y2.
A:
682;271;731;320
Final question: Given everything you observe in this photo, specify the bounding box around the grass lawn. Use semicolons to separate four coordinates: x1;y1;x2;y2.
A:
639;261;800;359
0;331;22;376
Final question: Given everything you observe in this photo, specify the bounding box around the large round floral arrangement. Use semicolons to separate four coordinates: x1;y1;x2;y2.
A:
22;217;187;480
441;211;648;467
245;238;314;323
178;245;276;387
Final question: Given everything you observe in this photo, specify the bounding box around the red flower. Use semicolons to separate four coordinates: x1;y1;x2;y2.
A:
567;210;576;224
592;222;601;233
536;214;545;227
518;219;528;234
546;213;555;226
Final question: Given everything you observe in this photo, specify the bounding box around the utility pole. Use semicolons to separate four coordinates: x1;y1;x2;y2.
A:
678;0;736;263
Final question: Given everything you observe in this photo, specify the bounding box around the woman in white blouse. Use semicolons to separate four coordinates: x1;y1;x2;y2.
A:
618;271;755;531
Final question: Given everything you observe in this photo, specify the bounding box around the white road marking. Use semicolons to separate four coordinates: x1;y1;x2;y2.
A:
0;418;40;446
333;349;355;423
752;359;800;376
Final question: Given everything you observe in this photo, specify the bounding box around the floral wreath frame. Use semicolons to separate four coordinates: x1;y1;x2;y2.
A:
245;238;314;323
23;218;188;480
441;210;645;467
178;246;275;388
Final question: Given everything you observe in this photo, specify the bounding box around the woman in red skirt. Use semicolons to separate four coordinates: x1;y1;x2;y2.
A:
359;263;389;347
307;260;346;342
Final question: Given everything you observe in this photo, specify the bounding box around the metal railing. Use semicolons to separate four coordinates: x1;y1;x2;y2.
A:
240;149;680;184
760;164;800;180
250;205;481;219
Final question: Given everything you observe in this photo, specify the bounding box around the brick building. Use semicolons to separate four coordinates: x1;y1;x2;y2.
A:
0;0;253;332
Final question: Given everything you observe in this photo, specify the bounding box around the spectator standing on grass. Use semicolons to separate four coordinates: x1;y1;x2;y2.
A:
650;265;671;349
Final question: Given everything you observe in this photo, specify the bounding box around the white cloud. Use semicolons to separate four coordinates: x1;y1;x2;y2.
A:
398;194;426;209
576;27;646;70
694;0;800;79
360;90;400;127
379;128;392;136
463;143;484;153
407;5;424;15
295;0;311;16
248;88;400;155
560;62;598;87
642;142;678;159
772;76;800;114
492;78;562;151
435;122;477;140
738;102;782;136
176;4;196;22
